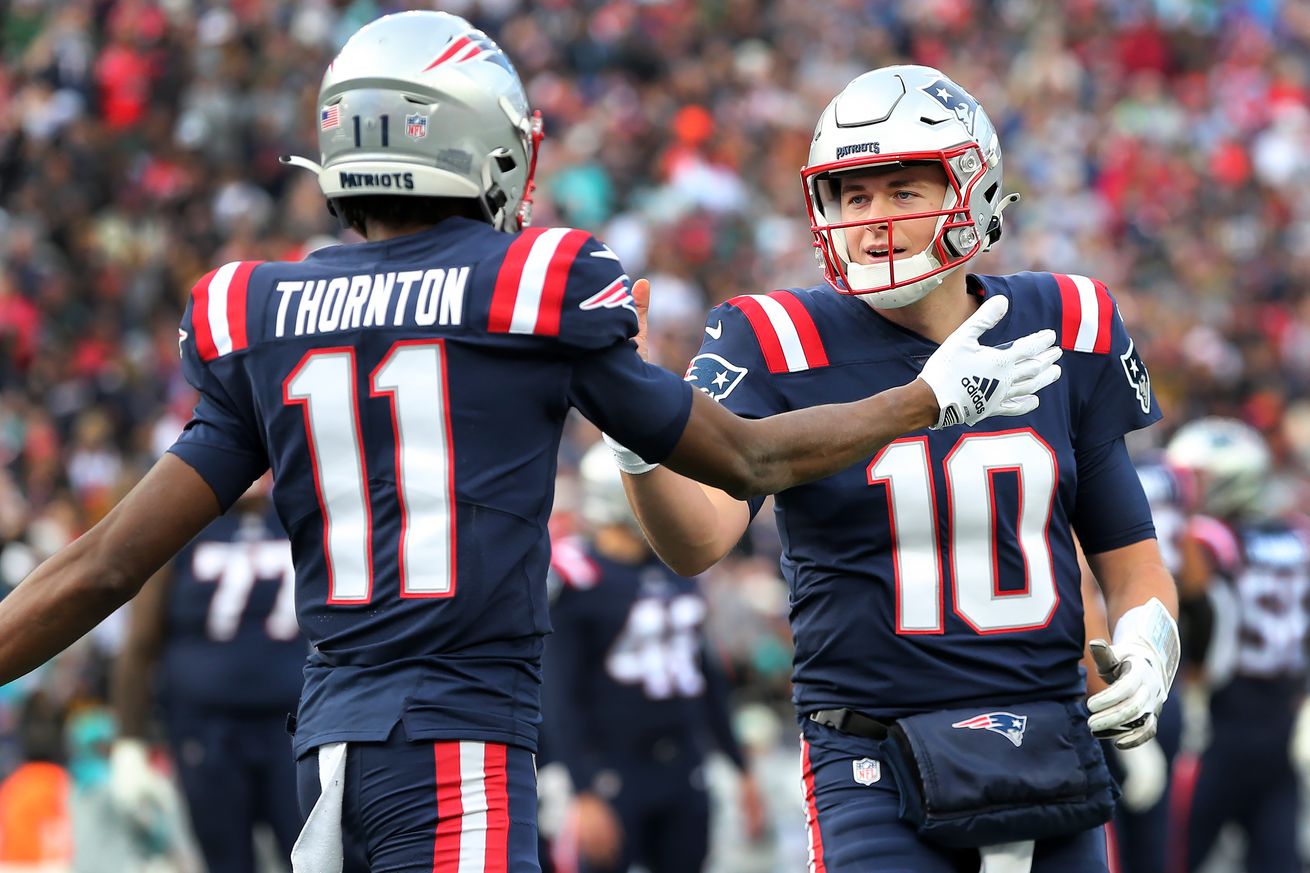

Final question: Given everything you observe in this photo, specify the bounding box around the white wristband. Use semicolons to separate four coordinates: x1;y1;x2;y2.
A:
1112;597;1181;691
602;433;658;475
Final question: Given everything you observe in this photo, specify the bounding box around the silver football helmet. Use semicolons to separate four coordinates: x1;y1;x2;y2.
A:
1164;417;1271;519
802;65;1018;308
579;441;642;534
282;10;542;232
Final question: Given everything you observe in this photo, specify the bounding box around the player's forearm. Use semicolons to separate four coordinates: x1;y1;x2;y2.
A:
718;380;938;497
0;540;134;685
1102;563;1178;632
621;468;745;575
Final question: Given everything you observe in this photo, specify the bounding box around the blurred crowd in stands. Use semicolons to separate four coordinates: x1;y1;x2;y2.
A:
0;0;1306;867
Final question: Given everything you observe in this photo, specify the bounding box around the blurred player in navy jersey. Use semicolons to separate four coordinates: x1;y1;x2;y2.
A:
612;65;1179;873
541;443;763;873
111;480;304;873
1165;418;1308;873
0;17;1062;873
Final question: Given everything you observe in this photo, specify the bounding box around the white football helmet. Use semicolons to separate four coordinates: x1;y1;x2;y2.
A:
802;65;1018;308
579;441;641;534
282;11;543;232
1164;417;1271;519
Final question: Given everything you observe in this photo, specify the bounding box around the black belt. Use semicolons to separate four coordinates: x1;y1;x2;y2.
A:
809;708;892;740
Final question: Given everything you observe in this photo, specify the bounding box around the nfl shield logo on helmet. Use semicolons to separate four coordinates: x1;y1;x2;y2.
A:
951;711;1028;747
852;757;880;786
405;113;429;139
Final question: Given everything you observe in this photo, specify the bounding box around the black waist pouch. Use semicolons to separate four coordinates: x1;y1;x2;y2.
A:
880;699;1119;848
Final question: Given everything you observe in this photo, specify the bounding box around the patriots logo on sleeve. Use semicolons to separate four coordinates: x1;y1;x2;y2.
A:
578;278;635;314
951;711;1028;747
684;353;748;401
1120;338;1151;415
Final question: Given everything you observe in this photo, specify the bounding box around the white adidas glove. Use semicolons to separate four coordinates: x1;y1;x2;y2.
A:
917;295;1063;429
1088;598;1180;749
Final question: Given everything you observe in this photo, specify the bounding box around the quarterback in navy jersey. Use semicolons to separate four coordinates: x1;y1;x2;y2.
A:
1165;418;1309;873
541;443;762;873
0;18;1063;873
112;485;304;873
615;66;1179;873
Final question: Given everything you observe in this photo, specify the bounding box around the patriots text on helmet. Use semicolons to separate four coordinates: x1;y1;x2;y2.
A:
273;268;468;338
835;141;881;160
338;171;416;190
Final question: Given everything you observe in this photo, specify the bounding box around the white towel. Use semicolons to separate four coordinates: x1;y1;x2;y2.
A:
290;742;348;873
978;840;1035;873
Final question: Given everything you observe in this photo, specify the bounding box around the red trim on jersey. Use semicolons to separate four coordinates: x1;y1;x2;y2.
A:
1091;278;1114;355
225;261;261;353
488;228;548;333
801;740;827;873
191;266;222;361
434;742;465;871
424;36;472;71
868;437;944;635
1105;822;1121;873
727;295;788;373
768;290;829;368
1054;273;1082;352
987;465;1031;598
533;229;590;336
483;744;510;873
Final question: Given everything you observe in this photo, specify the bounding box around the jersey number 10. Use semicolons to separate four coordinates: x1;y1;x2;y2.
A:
284;340;456;604
869;429;1059;634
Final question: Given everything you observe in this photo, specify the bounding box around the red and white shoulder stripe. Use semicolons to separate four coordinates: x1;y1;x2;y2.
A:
1052;273;1113;355
488;228;592;336
190;260;262;362
727;290;829;374
549;537;600;590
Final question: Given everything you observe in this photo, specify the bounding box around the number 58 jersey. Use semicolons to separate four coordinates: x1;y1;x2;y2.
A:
167;218;693;756
685;273;1162;719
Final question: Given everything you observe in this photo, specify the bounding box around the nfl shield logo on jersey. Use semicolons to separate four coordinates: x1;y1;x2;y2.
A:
951;712;1028;748
852;757;880;786
405;113;429;139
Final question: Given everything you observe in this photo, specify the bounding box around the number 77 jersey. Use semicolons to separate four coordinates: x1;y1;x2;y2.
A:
167;219;693;757
685;273;1162;718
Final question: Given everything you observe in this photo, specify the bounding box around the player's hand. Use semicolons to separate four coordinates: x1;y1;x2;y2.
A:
571;791;623;867
631;277;651;362
109;738;175;824
1113;737;1168;811
738;771;767;842
1087;639;1167;749
916;295;1062;429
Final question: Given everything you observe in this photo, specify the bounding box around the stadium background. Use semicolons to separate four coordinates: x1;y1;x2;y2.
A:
0;0;1305;869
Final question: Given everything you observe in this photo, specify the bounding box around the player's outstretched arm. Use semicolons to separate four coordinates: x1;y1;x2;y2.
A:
0;454;221;686
660;295;1061;500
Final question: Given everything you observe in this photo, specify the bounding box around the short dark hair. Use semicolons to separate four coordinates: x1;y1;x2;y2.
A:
331;195;487;236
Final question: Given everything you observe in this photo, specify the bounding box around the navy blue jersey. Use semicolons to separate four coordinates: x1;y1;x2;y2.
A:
1189;514;1310;679
541;538;743;790
160;505;305;712
685;273;1161;720
167;219;693;755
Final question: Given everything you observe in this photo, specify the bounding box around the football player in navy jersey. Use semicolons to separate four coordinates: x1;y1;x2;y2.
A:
1164;418;1308;873
541;443;763;873
111;481;304;873
0;20;1062;873
611;65;1180;873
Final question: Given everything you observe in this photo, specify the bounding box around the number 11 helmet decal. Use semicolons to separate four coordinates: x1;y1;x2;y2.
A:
282;10;544;233
802;65;1019;308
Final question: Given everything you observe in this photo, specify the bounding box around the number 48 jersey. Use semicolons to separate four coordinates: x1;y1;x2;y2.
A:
167;218;692;756
685;273;1161;719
